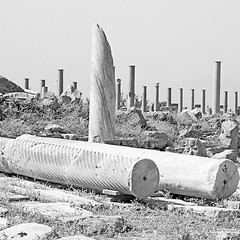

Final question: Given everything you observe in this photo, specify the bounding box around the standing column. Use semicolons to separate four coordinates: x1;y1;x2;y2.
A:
41;80;46;96
142;86;147;113
73;82;77;90
179;88;183;112
88;24;116;143
58;69;64;96
24;78;29;89
155;82;159;111
235;92;238;115
212;61;221;114
129;65;135;108
191;89;195;109
167;88;172;107
202;89;206;114
224;91;228;113
116;79;121;110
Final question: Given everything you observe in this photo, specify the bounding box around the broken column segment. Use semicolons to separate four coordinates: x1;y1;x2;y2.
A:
155;82;159;111
142;86;147;113
116;79;121;110
128;65;135;108
88;24;116;143
179;88;183;112
3;135;159;200
24;78;29;90
58;69;64;96
212;61;221;114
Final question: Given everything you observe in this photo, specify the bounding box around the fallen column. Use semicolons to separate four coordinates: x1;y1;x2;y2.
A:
1;135;239;200
2;136;159;200
140;150;239;199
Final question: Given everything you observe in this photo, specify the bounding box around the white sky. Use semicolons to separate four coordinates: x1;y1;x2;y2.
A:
0;0;240;110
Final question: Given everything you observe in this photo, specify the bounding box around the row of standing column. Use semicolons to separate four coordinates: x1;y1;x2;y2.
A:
23;69;78;96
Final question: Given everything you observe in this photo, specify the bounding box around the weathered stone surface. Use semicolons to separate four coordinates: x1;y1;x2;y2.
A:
88;24;116;143
177;109;197;125
183;138;207;157
0;176;102;207
218;119;239;150
58;236;95;240
168;205;238;217
59;83;82;104
0;217;8;230
0;222;52;240
212;149;238;162
12;202;93;219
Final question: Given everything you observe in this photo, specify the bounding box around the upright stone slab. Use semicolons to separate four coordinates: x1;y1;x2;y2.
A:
88;24;116;143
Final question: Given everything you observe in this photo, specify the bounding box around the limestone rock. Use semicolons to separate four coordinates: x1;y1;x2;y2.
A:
0;76;24;94
183;138;207;157
59;83;82;104
88;24;116;143
218;119;239;150
0;222;52;240
177;109;197;125
212;149;238;162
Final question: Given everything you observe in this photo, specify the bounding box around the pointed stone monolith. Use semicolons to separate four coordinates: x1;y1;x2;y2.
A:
88;24;116;143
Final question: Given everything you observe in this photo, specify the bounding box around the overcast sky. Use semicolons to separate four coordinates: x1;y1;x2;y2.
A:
0;0;240;110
